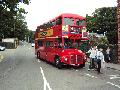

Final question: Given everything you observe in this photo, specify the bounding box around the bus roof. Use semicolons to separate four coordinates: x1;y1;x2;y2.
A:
36;13;85;31
60;13;85;19
43;13;85;24
49;13;85;22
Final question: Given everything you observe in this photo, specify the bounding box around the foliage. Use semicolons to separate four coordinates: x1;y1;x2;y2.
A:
26;30;35;43
97;44;107;50
86;7;117;44
80;41;90;52
0;0;31;40
98;37;109;45
97;37;109;49
106;31;118;45
86;14;97;32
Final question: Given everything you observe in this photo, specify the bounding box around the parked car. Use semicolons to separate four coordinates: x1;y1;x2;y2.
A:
0;46;6;51
31;43;35;47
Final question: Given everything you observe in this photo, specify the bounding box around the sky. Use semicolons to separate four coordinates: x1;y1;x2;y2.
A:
20;0;117;31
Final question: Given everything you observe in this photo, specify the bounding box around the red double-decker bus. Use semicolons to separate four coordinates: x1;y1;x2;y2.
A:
35;13;89;69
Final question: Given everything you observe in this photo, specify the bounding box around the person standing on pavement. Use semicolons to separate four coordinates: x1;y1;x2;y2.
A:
105;47;111;63
87;46;98;70
96;48;105;74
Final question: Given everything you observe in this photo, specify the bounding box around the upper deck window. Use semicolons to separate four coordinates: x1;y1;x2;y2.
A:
76;19;86;26
38;40;43;47
64;38;74;49
63;17;74;26
52;20;56;26
56;17;62;25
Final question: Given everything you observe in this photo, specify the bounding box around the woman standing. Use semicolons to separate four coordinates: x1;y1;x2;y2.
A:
87;46;98;70
106;47;111;63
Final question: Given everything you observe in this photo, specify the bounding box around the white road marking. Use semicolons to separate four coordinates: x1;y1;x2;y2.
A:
76;70;78;71
109;74;120;79
85;73;98;78
40;67;52;90
107;82;120;89
0;54;4;62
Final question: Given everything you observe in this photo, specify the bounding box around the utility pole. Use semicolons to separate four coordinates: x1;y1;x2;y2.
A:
13;16;16;38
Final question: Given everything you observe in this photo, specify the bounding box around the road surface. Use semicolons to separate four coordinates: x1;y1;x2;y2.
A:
0;42;120;90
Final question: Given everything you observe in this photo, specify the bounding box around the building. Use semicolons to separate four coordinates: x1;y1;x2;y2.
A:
118;0;120;63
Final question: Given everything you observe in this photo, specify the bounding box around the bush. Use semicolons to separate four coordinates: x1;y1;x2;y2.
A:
97;44;107;49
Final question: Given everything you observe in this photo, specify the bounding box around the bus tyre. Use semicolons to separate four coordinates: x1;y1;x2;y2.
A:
55;57;62;69
37;52;40;59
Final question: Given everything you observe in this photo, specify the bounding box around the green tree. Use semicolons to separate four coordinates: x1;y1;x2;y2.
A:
86;7;117;44
0;0;30;40
27;30;35;43
86;14;97;32
93;7;117;34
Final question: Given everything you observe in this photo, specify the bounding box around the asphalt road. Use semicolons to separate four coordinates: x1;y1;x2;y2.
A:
0;42;120;90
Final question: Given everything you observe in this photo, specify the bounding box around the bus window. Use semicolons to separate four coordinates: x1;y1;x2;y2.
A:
63;17;74;26
42;24;47;29
52;20;56;26
38;40;43;47
76;19;86;26
46;22;50;28
70;26;81;34
56;17;62;25
45;41;54;48
49;41;54;47
46;41;50;48
56;38;62;48
64;38;74;49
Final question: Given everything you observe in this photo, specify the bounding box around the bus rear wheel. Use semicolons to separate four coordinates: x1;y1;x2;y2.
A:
55;57;62;69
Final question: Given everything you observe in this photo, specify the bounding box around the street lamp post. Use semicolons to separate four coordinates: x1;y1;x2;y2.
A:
1;34;5;47
13;16;16;38
14;23;15;37
2;34;4;39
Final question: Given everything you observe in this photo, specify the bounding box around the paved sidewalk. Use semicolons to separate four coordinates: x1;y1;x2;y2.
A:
106;63;120;71
87;58;120;71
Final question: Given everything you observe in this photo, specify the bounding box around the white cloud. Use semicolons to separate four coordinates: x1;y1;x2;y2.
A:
20;0;117;31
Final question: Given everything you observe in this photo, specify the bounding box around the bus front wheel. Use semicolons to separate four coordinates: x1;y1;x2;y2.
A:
55;57;62;69
80;63;85;68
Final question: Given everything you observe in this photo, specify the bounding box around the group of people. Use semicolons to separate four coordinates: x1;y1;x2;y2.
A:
87;46;107;74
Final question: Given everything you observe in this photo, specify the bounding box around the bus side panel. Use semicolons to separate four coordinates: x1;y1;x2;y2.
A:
39;49;45;60
54;48;63;59
46;47;55;63
39;41;46;60
53;25;62;36
35;40;38;55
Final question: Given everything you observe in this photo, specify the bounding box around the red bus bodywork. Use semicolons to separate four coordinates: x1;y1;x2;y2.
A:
35;13;89;69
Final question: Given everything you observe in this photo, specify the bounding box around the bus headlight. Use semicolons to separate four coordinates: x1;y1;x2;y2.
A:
78;50;82;53
62;56;68;62
64;57;68;61
84;55;87;60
